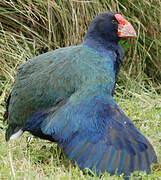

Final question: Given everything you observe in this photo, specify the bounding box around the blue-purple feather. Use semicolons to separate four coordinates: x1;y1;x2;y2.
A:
23;94;157;177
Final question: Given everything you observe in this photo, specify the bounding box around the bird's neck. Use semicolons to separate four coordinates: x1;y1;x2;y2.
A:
83;36;120;58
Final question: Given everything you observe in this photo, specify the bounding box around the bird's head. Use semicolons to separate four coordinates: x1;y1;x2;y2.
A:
85;12;136;43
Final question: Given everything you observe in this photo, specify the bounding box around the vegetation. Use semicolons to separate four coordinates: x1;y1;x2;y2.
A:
0;0;160;179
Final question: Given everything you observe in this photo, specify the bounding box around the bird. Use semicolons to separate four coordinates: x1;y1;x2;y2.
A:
4;12;157;178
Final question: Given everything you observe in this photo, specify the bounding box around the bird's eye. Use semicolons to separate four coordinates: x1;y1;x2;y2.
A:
111;19;118;24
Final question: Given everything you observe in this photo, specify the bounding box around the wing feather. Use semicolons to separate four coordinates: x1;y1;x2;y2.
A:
24;92;157;177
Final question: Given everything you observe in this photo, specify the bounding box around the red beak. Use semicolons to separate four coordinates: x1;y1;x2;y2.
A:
114;14;137;38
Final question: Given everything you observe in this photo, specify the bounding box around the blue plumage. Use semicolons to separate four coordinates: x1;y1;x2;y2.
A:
5;12;157;178
23;93;157;176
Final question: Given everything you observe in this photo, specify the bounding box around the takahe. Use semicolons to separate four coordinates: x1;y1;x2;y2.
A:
4;12;157;177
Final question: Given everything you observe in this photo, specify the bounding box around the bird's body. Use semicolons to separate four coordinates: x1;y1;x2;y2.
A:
5;12;157;177
6;44;119;139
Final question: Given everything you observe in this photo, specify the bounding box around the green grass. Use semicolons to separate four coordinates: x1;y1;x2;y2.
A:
0;0;161;179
